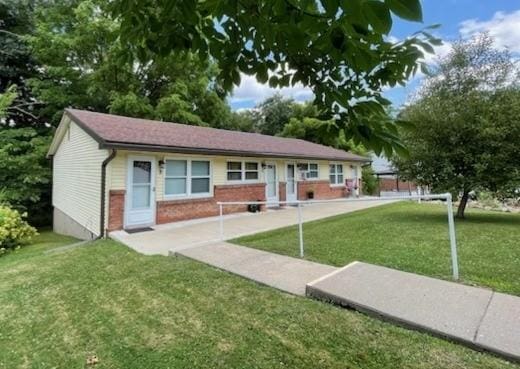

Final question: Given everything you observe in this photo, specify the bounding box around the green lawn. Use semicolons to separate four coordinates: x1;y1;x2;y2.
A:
0;231;515;368
234;202;520;295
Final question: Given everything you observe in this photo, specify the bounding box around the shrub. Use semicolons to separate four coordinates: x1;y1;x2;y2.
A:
477;191;501;209
362;166;378;196
0;205;38;254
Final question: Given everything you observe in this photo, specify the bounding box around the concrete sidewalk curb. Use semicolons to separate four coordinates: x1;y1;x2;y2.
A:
306;261;360;287
43;240;92;254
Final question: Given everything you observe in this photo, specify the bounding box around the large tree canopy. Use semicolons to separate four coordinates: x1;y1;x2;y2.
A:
393;34;520;218
28;0;235;127
111;0;440;155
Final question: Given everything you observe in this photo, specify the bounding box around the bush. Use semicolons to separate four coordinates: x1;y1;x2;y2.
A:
0;205;38;254
362;166;378;195
477;191;502;209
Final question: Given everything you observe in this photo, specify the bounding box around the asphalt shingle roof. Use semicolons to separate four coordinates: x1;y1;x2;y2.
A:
65;109;370;162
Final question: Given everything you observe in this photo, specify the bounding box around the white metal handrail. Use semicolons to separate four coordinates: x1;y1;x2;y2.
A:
217;193;459;280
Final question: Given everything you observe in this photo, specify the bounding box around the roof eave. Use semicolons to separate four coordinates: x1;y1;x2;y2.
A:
100;141;371;162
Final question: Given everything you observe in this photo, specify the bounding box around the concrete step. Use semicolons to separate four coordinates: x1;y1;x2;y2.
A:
306;261;520;362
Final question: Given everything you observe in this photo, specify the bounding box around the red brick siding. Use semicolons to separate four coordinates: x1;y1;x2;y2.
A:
108;180;350;230
379;177;417;192
108;190;125;231
297;180;348;200
156;183;266;224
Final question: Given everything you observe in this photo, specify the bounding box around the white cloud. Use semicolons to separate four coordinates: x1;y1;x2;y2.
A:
422;41;453;65
459;10;520;53
230;74;313;106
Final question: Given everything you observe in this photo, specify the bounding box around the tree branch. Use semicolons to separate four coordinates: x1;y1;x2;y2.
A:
0;29;21;38
7;106;39;121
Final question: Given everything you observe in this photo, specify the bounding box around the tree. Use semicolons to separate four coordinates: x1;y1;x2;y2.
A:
28;0;233;127
110;0;439;154
0;0;42;126
0;127;52;225
393;34;520;218
254;94;295;135
0;1;53;225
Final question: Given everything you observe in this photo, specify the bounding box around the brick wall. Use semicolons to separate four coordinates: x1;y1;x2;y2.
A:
379;177;417;192
108;190;125;231
156;183;266;224
108;180;351;230
297;180;348;200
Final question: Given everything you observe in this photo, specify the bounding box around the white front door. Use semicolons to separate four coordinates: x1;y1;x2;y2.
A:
265;163;279;206
286;163;297;203
125;156;156;229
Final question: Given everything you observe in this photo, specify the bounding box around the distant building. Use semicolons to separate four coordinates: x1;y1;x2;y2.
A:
371;154;422;197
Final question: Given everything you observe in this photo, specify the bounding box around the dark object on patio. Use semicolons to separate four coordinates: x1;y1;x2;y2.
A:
125;227;154;234
248;203;261;213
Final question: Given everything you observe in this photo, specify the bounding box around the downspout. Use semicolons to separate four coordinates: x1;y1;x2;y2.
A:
99;149;117;239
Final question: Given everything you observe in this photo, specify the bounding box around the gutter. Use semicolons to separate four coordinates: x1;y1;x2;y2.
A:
98;149;117;239
99;142;372;163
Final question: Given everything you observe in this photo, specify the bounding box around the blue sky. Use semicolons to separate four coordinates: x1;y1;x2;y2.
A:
229;1;520;111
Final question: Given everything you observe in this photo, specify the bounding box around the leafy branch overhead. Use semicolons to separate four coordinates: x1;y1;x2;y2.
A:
111;0;441;154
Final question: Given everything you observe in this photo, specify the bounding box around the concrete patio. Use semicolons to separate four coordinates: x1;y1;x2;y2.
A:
110;199;391;255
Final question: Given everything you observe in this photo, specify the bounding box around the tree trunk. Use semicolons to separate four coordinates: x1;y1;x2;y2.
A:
456;191;470;219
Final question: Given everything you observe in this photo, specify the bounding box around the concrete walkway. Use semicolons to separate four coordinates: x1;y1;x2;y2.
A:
111;199;390;255
175;242;336;295
307;262;520;361
175;243;520;362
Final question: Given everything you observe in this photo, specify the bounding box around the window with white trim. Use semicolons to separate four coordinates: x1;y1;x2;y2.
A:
329;163;344;185
307;163;319;178
297;162;319;179
227;161;259;181
165;159;211;197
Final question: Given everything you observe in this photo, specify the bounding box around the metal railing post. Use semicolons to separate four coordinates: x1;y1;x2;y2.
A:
445;194;459;280
214;194;460;278
297;202;304;258
219;203;224;240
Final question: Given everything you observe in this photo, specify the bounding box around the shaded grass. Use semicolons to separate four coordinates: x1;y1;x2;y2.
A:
0;234;515;368
234;202;520;295
0;229;78;263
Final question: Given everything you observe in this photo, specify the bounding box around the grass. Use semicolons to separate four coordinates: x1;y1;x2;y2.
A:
234;202;520;295
0;230;516;368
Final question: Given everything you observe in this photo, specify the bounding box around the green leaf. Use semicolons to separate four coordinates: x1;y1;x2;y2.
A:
363;1;392;34
385;0;422;22
322;0;340;15
330;27;346;51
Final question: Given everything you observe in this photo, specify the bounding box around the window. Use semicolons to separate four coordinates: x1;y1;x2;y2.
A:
191;161;210;194
329;163;344;185
227;161;259;181
245;162;259;180
297;162;319;179
227;162;242;181
308;163;319;179
165;160;187;196
165;159;211;197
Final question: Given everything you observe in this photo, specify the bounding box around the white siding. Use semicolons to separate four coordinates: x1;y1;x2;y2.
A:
53;119;109;236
